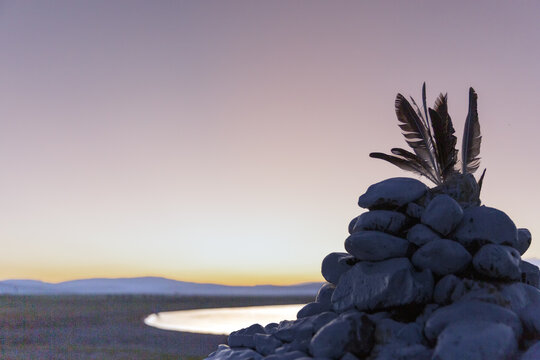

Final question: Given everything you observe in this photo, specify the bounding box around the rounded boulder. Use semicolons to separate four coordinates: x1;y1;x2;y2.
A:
357;177;427;210
453;206;518;249
421;194;463;235
412;239;471;276
472;244;521;281
345;231;409;261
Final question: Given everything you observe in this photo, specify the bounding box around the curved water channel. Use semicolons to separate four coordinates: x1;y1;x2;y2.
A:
144;304;305;335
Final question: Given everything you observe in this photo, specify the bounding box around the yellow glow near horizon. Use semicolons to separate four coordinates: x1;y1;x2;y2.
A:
0;265;323;286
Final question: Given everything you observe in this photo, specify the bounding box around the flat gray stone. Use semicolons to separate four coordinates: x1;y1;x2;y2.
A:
274;311;338;344
341;352;360;360
516;228;532;255
373;318;424;346
453;206;518;248
264;323;278;334
520;260;540;288
357;177;428;210
522;341;540;360
297;302;330;318
351;210;407;235
368;344;432;360
421;194;463;235
412;239;471;276
265;350;307;360
331;258;433;313
309;317;353;359
406;224;441;247
448;278;505;305
270;321;303;345
473;244;521;281
424;300;522;341
348;216;359;234
274;318;313;343
321;252;354;285
274;340;310;356
205;344;264;360
499;283;540;339
432;321;518;360
309;313;374;359
315;283;336;307
433;274;461;305
415;303;440;327
345;231;409;261
253;334;282;356
406;202;424;219
228;323;265;348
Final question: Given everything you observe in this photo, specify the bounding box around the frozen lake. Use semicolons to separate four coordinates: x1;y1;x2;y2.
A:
144;304;304;335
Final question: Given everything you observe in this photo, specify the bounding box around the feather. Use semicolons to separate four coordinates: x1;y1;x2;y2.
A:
478;168;487;195
390;148;438;182
409;96;426;127
395;94;440;183
369;152;438;184
461;88;481;174
429;94;458;180
422;83;432;136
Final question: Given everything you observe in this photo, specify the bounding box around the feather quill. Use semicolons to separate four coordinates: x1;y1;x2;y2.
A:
461;88;481;174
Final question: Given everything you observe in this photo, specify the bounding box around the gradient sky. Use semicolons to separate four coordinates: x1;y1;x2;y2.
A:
1;1;539;285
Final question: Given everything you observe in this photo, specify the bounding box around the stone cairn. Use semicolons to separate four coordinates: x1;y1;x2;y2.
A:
205;177;540;360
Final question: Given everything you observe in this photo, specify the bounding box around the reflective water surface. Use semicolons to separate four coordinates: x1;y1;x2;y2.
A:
144;304;305;335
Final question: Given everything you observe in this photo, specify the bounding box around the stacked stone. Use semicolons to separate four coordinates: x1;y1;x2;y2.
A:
206;177;540;360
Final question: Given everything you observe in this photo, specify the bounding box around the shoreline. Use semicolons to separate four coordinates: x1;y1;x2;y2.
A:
0;294;313;359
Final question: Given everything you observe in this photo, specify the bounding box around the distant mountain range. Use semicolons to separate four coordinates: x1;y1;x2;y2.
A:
2;258;538;296
0;277;323;296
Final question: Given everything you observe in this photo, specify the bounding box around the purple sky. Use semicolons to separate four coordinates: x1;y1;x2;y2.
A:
1;1;539;284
